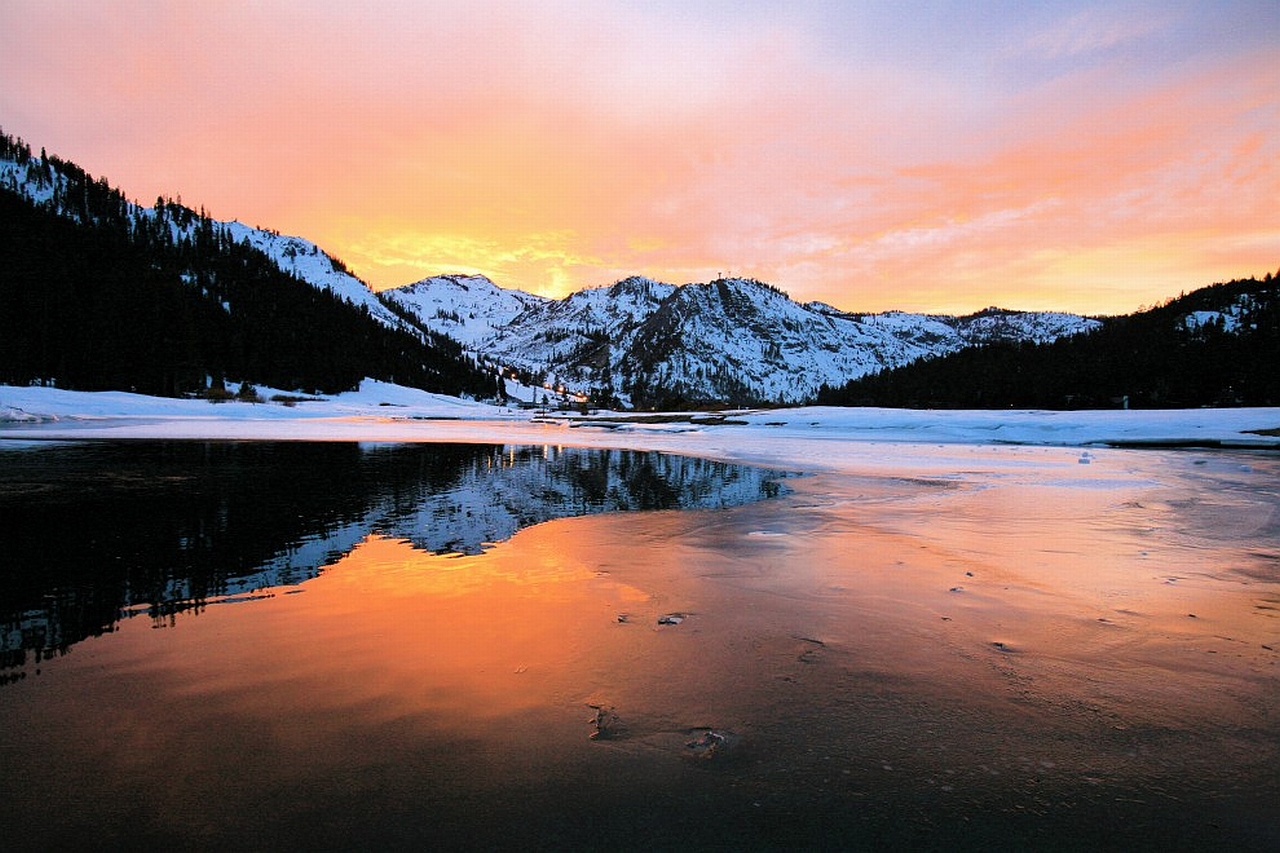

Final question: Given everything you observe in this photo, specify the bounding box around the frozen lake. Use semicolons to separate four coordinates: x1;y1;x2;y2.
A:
1;433;1278;850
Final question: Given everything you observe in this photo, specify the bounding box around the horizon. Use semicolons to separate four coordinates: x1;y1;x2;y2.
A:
0;125;1270;319
10;133;1270;324
2;1;1277;315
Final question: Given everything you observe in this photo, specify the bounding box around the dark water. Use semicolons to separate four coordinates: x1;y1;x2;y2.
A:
0;440;785;678
1;440;1278;851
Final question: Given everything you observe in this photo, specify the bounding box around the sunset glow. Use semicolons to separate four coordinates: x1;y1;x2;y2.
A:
2;1;1276;313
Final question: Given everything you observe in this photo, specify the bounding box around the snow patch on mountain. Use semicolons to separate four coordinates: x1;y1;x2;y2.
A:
1179;291;1263;334
953;307;1103;344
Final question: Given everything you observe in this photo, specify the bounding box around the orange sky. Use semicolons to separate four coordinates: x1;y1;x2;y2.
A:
2;1;1277;314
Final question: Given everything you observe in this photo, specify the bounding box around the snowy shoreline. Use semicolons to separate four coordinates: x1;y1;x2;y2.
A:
3;381;1279;474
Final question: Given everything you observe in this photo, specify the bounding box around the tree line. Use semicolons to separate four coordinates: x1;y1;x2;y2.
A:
0;131;501;399
815;275;1280;409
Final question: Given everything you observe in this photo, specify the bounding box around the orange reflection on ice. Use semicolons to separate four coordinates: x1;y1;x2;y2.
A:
214;530;651;728
2;445;1278;850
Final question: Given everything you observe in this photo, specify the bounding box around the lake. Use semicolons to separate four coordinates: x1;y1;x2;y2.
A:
2;438;1278;850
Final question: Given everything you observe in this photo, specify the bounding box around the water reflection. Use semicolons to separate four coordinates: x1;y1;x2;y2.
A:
0;442;1277;850
0;441;786;680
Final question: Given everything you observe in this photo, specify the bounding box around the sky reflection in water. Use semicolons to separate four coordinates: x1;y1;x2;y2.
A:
1;440;1278;850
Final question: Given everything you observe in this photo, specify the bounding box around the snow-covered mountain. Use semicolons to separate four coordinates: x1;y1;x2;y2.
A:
0;148;413;336
385;274;1101;407
380;273;548;347
0;139;1099;408
220;221;411;331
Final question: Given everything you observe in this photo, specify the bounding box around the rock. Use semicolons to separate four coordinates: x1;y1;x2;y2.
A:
685;729;743;762
588;705;626;740
657;613;686;625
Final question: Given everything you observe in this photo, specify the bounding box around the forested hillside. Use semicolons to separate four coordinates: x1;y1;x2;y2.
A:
815;276;1280;409
0;132;499;398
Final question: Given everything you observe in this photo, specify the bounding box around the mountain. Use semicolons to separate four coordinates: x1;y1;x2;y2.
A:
9;129;1262;412
380;273;548;348
815;275;1280;409
0;131;499;398
384;274;1099;408
218;220;410;332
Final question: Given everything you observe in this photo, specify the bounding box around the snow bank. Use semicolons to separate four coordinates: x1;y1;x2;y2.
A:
728;405;1280;448
0;380;519;423
3;384;1278;467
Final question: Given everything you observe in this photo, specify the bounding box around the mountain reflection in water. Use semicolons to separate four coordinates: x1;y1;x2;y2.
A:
0;441;787;679
1;440;1278;850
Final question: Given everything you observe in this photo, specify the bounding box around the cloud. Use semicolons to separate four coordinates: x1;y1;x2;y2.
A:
1017;5;1177;60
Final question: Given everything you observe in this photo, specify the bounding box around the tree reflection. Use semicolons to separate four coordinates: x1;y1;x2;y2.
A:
0;441;786;680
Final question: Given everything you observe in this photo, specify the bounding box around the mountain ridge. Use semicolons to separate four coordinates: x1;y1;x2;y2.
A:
0;141;415;337
4;129;1272;411
0;130;1104;408
817;275;1280;409
382;273;1101;407
0;131;499;398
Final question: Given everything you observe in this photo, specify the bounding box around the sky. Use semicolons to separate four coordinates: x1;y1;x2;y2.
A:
2;1;1277;315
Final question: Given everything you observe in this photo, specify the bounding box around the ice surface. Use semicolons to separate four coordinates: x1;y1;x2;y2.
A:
2;383;1277;465
3;381;1279;850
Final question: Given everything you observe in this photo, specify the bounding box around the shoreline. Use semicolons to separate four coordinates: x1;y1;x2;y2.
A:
4;382;1280;482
